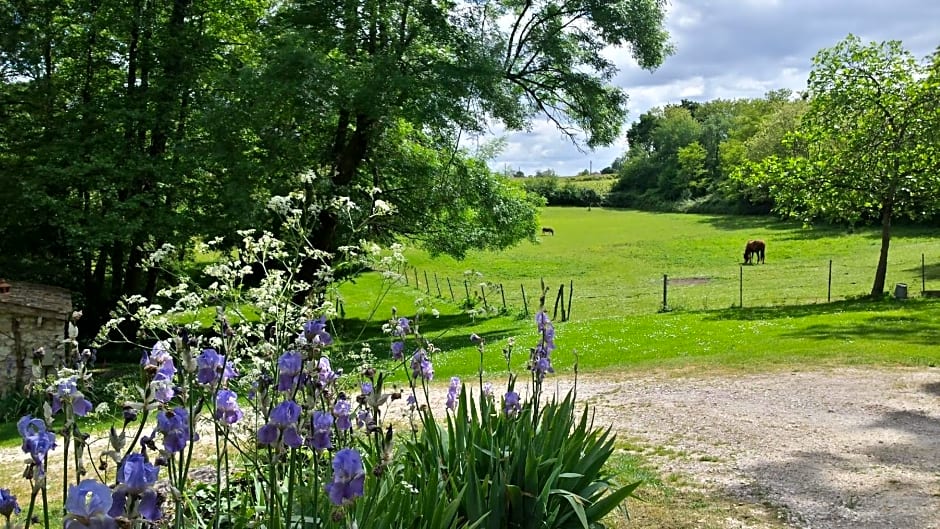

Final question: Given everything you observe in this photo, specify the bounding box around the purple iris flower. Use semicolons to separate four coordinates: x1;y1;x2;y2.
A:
533;355;554;381
150;358;176;403
482;382;494;398
410;349;434;380
333;397;352;431
325;448;365;506
156;407;193;453
142;340;172;367
504;391;522;417
277;351;303;392
308;411;333;451
258;400;303;448
17;416;56;472
393;317;411;337
303;317;333;346
361;382;373;395
109;453;161;521
197;348;237;385
535;310;550;331
317;357;339;387
356;409;373;429
390;341;405;360
0;488;20;520
64;479;116;529
446;377;460;411
215;389;243;425
51;376;93;417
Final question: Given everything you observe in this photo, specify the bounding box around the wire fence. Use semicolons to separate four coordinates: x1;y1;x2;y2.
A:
399;254;939;321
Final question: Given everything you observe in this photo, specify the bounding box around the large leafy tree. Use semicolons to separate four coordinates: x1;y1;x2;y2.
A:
751;36;940;296
0;0;269;333
226;0;672;286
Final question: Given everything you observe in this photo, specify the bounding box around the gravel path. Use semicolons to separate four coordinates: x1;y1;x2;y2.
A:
561;367;940;529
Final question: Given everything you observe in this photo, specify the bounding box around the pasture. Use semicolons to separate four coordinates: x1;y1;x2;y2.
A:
340;207;940;379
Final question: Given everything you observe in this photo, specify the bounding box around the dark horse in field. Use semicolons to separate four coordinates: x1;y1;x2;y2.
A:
743;240;765;264
541;227;555;236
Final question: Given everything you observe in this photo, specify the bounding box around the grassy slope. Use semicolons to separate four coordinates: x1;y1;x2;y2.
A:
340;207;940;381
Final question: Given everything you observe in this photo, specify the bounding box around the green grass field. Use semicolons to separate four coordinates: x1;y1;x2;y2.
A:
338;207;940;380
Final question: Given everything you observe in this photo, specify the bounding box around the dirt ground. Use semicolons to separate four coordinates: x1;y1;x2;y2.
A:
552;367;940;529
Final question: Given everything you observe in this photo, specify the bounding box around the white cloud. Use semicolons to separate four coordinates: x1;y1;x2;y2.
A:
487;0;940;176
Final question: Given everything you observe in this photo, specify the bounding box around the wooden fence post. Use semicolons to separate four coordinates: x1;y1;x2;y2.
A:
828;260;832;303
413;267;419;289
447;278;455;301
499;283;506;310
923;253;926;294
553;284;564;321
464;280;471;301
434;273;442;297
520;284;529;316
480;285;488;309
663;274;668;311
739;265;743;308
567;280;573;321
424;271;430;295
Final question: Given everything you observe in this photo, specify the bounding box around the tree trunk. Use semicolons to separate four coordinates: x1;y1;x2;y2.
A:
870;201;893;297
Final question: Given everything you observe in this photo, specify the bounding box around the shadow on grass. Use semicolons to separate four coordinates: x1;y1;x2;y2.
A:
703;298;940;347
703;298;903;321
902;262;940;282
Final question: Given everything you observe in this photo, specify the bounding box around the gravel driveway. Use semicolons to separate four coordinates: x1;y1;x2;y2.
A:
562;367;940;529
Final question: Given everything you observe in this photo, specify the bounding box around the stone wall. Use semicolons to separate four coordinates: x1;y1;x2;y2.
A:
0;281;72;396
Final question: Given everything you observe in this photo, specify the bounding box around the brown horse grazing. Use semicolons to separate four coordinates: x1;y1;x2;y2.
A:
743;240;765;264
541;227;555;236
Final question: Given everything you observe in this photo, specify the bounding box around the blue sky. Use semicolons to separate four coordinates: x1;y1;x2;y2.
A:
486;0;940;176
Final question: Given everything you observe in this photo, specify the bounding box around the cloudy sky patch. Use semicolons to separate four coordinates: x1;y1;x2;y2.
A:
488;0;940;176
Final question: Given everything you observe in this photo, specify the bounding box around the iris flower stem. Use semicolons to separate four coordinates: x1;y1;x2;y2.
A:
285;448;296;529
61;431;69;518
23;488;37;529
40;485;49;529
213;423;223;529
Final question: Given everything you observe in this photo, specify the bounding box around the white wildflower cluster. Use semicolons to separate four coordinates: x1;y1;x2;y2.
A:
142;243;177;269
331;196;360;213
266;195;295;217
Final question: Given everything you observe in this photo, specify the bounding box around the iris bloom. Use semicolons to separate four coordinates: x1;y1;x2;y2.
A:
325;448;365;506
18;416;56;473
196;348;237;386
410;349;434;380
303;317;333;346
446;377;460;411
333;397;352;431
51;376;93;417
215;389;243;425
258;400;303;448
390;341;405;360
277;350;303;392
64;479;117;529
156;407;193;453
504;391;522;417
308;411;333;451
0;488;20;520
109;453;161;521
